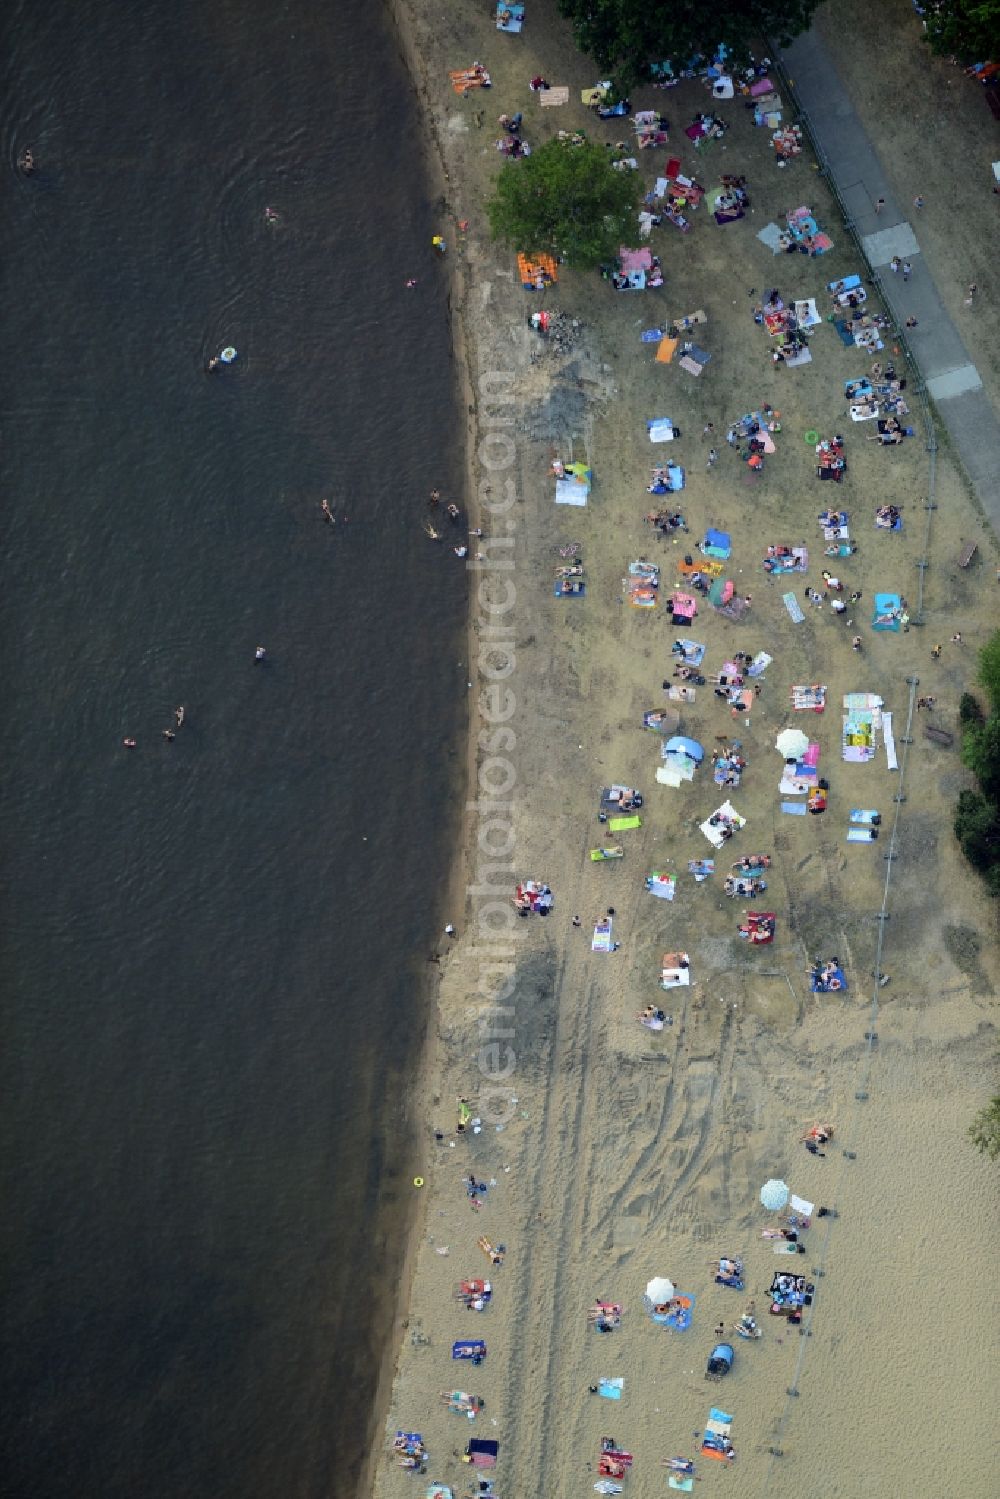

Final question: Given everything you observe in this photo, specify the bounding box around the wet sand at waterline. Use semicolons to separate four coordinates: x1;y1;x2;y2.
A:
375;1;999;1495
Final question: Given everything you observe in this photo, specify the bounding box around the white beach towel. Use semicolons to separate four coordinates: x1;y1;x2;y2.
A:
883;711;897;771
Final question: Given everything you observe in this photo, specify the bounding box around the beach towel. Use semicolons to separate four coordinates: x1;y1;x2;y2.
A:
641;326;665;342
452;1339;486;1360
669;1481;695;1493
496;1;524;31
846;827;877;842
656;337;678;364
467;1437;499;1467
782;591;805;623
592;918;613;952
661;959;691;988
748;651;772;678
678;355;702;377
516;251;558;288
608;814;641;832
757;222;784;254
883;711;897;771
538;85;570;106
555;478;588;506
645;871;677;899
672;639;705;666
700;800;746;848
783;344;812;367
811;965;847;992
620;246;652;273
598;1377;623;1400
793;298;821;328
781;800;808;815
648;417;676;442
702;528;731;559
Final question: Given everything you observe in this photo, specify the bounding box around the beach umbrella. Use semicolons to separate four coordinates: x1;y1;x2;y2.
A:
760;1178;789;1211
645;1275;675;1304
775;727;809;760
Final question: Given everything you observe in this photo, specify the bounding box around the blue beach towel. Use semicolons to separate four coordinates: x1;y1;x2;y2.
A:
810;966;847;992
598;1377;624;1399
641;327;666;342
782;591;805;623
781;801;807;815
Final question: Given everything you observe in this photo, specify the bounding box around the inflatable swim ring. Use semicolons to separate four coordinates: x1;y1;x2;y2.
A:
804;429;819;445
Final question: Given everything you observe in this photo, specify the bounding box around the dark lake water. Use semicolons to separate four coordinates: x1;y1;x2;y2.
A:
0;1;465;1493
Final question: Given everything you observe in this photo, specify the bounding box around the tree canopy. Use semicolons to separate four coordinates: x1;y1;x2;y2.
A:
968;1094;1000;1159
954;630;1000;895
556;0;822;80
920;1;1000;60
487;138;641;269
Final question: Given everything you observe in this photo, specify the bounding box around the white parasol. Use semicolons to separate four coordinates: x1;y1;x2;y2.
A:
760;1178;790;1211
645;1275;675;1304
775;727;810;760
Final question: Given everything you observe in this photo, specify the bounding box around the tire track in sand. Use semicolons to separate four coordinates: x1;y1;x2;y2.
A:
496;946;606;1483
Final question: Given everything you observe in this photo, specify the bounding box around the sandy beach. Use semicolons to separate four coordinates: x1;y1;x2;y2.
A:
374;2;999;1496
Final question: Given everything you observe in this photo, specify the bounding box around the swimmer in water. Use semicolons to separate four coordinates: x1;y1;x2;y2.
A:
123;737;137;748
207;356;221;372
175;706;185;727
321;499;334;524
405;278;418;288
255;645;267;661
263;206;279;225
162;729;176;741
18;148;35;174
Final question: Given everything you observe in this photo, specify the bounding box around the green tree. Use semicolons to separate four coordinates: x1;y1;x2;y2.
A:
487;138;641;269
556;0;822;81
968;1095;1000;1160
959;691;985;728
978;629;1000;714
953;788;1000;870
921;1;1000;60
962;715;1000;802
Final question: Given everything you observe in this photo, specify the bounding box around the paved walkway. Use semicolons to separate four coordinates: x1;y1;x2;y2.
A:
781;29;1000;530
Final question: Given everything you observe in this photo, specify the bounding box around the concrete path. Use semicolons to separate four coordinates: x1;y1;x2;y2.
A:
781;29;1000;529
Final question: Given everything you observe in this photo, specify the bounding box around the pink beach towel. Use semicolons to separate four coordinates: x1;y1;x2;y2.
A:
620;246;653;272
